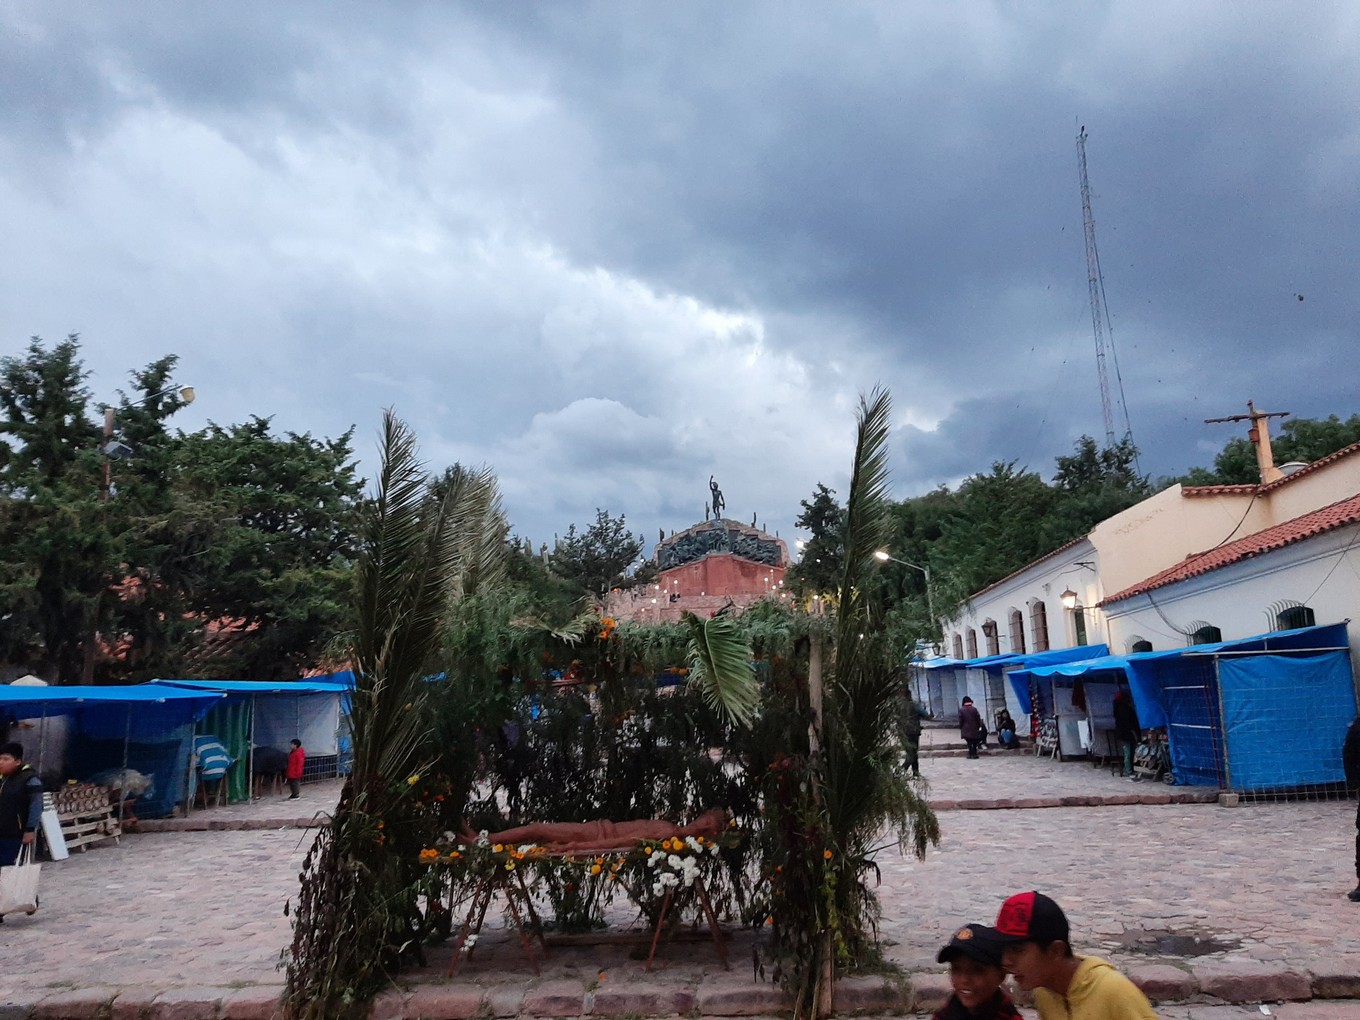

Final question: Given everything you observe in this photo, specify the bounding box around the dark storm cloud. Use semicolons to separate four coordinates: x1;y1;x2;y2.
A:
1;1;1356;550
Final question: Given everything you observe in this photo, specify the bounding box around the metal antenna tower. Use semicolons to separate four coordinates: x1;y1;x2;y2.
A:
1077;125;1134;450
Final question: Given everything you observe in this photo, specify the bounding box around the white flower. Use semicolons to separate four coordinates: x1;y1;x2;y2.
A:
685;836;702;852
709;843;719;855
667;853;683;868
517;844;532;855
476;830;490;848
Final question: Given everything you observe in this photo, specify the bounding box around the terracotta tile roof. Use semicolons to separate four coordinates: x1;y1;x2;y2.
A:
1181;484;1259;498
1260;440;1360;491
1101;491;1360;605
1178;441;1360;498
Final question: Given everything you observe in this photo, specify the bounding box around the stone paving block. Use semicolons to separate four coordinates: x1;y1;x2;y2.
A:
1308;959;1360;999
1273;1002;1360;1019
34;986;120;1019
1128;963;1196;1002
696;976;790;1016
483;986;524;1018
110;988;160;1020
1137;792;1173;805
830;975;907;1014
521;980;585;1017
588;983;697;1015
403;985;485;1019
1192;960;1312;1003
907;972;951;1014
148;987;230;1020
1102;793;1141;805
219;987;284;1020
369;988;409;1020
929;799;959;811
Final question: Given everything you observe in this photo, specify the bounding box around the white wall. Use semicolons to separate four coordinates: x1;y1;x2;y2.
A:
1102;523;1360;682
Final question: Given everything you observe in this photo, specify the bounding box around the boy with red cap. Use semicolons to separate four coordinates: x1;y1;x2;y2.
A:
932;923;1023;1020
987;891;1158;1019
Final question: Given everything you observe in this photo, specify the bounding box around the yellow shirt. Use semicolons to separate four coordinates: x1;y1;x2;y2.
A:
1033;957;1159;1020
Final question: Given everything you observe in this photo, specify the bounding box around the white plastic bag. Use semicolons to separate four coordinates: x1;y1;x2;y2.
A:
0;843;41;916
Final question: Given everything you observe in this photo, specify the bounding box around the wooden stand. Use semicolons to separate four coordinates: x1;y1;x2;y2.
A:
644;875;728;971
446;867;548;976
51;784;121;852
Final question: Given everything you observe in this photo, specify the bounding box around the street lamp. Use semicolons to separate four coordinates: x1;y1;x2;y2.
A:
85;382;196;683
872;549;935;622
99;385;196;502
1060;588;1080;610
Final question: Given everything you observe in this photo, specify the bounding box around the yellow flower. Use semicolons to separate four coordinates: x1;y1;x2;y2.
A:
406;774;420;786
643;846;653;856
505;860;516;871
493;843;504;853
590;863;602;875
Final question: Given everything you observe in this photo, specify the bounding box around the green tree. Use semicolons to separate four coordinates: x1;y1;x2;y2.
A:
1047;434;1152;539
787;483;844;598
167;418;364;679
0;336;104;680
1169;413;1360;486
548;508;642;596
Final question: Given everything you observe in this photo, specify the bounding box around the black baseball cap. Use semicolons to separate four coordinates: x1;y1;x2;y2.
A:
936;923;1005;966
987;891;1070;945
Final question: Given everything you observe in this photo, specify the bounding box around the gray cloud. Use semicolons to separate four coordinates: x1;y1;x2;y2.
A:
2;1;1356;554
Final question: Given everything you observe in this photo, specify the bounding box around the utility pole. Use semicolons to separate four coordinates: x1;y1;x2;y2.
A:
1204;400;1290;484
1077;126;1135;454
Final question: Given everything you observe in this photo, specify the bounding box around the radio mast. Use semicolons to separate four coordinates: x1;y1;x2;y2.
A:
1076;126;1134;450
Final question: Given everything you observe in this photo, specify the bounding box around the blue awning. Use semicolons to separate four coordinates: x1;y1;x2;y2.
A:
963;644;1108;672
150;679;352;695
0;684;224;740
913;656;966;670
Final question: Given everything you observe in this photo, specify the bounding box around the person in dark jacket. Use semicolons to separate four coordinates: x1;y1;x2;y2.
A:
1112;683;1142;778
959;697;986;760
899;691;923;777
0;741;43;867
1344;715;1360;902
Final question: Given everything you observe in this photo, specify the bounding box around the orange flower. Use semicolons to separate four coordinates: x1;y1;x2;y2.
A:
823;849;833;860
590;863;602;875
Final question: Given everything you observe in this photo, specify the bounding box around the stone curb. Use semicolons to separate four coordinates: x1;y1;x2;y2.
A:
14;963;1358;1019
125;791;1220;836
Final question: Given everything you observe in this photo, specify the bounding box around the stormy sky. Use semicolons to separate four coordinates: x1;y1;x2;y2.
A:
3;2;1356;554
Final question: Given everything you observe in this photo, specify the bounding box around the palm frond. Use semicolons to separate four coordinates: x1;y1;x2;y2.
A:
349;411;469;785
835;387;894;645
683;608;759;727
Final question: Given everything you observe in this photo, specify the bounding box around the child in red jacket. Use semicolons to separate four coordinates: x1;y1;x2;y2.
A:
286;739;305;799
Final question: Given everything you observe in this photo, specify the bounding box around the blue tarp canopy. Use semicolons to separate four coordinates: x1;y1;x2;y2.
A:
0;684;223;740
1008;623;1349;728
913;656;965;670
963;644;1107;674
150;678;352;699
1004;622;1354;789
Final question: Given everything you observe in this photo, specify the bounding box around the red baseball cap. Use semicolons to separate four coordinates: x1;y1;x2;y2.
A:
989;891;1070;945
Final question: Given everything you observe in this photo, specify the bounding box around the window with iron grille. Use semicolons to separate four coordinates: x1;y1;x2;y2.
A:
1029;600;1049;651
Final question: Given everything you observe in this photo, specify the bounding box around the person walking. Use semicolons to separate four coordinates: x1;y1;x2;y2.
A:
1113;683;1142;778
286;739;306;800
899;688;923;778
1344;714;1360;902
0;742;43;868
959;697;985;760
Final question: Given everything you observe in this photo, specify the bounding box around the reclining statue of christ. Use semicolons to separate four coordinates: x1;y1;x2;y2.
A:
462;808;728;851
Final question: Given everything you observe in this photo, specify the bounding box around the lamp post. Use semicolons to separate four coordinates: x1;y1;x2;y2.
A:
84;383;196;682
872;549;935;622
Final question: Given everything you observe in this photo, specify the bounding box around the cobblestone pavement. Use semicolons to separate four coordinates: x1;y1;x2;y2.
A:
4;752;1358;1017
